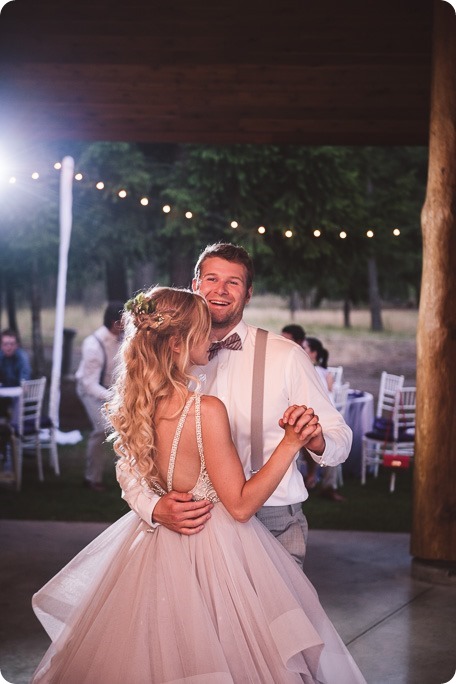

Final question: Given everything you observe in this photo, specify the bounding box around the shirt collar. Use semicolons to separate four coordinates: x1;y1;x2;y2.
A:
221;319;248;344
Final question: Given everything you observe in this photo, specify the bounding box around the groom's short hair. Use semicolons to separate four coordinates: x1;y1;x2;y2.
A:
194;243;254;291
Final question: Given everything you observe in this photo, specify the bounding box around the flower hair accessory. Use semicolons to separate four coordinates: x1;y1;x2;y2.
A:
125;292;173;330
125;292;156;317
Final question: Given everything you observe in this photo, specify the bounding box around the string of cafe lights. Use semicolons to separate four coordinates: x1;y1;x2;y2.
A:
0;160;403;240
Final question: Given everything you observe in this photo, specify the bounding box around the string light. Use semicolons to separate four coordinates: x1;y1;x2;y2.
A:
0;158;408;243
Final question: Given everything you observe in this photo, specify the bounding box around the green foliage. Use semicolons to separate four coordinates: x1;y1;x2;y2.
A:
0;142;427;308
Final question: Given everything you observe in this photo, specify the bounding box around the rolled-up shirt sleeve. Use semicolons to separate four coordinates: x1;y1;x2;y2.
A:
116;459;160;527
286;345;353;467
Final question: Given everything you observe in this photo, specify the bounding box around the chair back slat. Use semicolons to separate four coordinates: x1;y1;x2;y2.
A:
18;378;46;436
327;365;344;386
333;382;350;418
376;371;405;418
392;387;416;439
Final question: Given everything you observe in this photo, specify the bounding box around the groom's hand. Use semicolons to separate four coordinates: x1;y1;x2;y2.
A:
153;491;213;535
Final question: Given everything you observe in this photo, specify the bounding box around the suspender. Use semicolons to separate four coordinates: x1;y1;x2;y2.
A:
93;334;107;388
250;328;268;473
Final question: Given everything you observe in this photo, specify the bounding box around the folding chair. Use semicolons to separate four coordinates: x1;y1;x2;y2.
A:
361;386;416;492
332;381;350;487
12;377;47;490
327;365;344;387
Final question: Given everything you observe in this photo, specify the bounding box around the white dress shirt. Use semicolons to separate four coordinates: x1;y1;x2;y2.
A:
117;319;352;523
75;325;120;402
192;320;352;506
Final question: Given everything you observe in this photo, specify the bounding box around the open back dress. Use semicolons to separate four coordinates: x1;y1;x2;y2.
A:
31;393;366;684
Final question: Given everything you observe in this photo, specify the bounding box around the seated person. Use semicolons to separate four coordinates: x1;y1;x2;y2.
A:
0;328;31;420
0;329;31;387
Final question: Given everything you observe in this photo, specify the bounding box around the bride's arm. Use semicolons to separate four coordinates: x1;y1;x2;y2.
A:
202;396;318;522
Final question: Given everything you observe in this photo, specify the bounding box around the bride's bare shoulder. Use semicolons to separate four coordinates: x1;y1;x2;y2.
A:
200;395;229;420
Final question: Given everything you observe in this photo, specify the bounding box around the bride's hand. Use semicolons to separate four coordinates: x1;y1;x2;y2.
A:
279;405;324;453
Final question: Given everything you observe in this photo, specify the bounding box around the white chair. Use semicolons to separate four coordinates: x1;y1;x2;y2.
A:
360;371;404;481
375;371;405;421
12;377;47;490
361;386;416;492
333;382;350;418
328;365;344;387
332;381;350;487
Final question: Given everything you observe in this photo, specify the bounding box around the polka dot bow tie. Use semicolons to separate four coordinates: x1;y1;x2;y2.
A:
208;332;243;360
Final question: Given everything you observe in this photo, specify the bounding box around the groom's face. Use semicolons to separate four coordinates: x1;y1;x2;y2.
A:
192;257;252;336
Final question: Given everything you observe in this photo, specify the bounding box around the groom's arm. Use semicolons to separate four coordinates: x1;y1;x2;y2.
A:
116;460;213;534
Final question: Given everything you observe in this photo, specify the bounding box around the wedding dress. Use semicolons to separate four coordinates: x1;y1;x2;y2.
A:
31;394;366;683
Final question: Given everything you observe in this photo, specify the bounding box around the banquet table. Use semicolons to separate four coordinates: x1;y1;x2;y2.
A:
342;390;374;478
0;385;23;424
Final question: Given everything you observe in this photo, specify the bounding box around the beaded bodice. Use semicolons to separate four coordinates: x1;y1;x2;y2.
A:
152;393;219;504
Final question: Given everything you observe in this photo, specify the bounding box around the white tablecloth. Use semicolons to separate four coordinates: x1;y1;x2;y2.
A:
0;386;22;398
343;390;374;477
0;386;23;424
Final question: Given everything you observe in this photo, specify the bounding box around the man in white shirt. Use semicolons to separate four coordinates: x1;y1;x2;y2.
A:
76;302;123;492
118;244;352;568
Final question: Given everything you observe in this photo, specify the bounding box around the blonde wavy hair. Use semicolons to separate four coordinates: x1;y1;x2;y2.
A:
106;286;211;485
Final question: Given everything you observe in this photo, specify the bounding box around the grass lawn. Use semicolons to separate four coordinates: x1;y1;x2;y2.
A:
0;435;413;533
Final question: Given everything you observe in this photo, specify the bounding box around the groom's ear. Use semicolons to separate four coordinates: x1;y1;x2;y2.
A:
191;278;199;293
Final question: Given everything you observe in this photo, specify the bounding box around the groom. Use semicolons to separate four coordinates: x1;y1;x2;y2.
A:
119;243;352;568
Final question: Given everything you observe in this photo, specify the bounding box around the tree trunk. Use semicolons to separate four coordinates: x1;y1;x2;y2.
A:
169;235;194;288
367;257;383;331
105;256;129;301
411;0;456;569
30;258;46;377
289;291;301;321
6;279;20;341
343;298;351;329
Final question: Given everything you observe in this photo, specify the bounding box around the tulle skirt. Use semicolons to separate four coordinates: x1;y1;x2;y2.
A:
31;505;366;684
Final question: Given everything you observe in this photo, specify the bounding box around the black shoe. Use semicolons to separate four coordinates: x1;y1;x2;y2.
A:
319;487;347;502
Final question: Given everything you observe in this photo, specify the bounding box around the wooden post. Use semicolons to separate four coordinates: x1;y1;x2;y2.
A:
411;0;456;580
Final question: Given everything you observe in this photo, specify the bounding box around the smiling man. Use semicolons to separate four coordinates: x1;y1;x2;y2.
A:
118;243;352;569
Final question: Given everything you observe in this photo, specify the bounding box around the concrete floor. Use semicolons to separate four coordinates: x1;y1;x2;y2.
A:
0;521;455;684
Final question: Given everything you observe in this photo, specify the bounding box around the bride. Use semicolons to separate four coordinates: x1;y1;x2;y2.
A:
31;286;366;684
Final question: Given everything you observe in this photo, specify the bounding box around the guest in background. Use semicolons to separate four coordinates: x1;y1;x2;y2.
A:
76;302;123;492
0;329;31;421
0;329;31;387
281;324;306;347
303;337;334;394
303;336;346;502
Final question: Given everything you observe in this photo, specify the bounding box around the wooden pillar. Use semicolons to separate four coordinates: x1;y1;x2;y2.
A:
411;0;456;580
